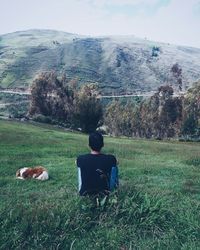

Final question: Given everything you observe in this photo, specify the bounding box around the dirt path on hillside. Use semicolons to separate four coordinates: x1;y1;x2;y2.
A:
0;100;30;108
0;89;184;98
0;90;31;95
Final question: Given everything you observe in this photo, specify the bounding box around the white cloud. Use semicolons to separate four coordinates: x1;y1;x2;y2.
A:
83;0;162;6
87;0;200;47
0;0;200;47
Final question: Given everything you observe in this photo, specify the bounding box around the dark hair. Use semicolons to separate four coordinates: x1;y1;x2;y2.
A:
89;132;104;152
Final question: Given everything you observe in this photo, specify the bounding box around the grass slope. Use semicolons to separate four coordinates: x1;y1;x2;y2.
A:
1;30;200;93
0;120;200;249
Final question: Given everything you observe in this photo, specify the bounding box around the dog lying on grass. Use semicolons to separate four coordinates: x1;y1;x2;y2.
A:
16;166;49;180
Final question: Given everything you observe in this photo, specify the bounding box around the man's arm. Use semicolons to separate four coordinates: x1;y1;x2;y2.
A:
109;155;119;191
75;158;81;192
110;166;118;191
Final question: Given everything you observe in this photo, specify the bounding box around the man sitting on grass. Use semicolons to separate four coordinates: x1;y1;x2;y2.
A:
76;132;118;197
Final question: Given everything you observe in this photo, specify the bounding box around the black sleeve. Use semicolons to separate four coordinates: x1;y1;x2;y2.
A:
110;155;117;166
76;156;81;168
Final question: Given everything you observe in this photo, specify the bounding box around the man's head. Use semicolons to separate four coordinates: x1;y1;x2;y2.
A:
89;132;104;152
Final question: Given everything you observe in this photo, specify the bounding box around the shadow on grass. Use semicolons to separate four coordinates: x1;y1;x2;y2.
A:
184;157;200;167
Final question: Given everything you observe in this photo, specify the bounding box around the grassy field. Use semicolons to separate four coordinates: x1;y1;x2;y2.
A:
0;120;200;250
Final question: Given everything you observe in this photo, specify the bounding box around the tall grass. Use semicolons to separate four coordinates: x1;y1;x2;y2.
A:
0;120;199;249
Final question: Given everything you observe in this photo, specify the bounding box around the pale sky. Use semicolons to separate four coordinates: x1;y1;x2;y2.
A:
1;0;200;48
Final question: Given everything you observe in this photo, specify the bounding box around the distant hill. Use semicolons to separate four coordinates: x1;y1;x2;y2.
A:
0;29;200;94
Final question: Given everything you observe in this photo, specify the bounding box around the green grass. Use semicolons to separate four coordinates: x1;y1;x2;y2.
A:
0;120;200;250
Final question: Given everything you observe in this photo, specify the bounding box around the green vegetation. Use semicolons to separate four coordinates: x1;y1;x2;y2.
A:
28;72;200;138
0;120;199;249
0;93;29;118
1;29;200;94
1;73;16;87
105;83;200;139
29;72;103;132
0;93;28;103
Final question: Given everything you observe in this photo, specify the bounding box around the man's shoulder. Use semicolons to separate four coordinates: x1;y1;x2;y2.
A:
77;154;91;161
77;153;117;165
101;153;117;163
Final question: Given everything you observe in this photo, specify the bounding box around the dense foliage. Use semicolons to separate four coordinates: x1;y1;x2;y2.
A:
29;72;103;133
105;83;200;139
29;72;199;139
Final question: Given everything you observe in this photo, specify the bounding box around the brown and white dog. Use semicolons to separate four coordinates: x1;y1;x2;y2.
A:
16;166;49;181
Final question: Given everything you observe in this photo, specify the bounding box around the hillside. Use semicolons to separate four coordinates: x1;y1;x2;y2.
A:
0;120;200;249
1;29;200;94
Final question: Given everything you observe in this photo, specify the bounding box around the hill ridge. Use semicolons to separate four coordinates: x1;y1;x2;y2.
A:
0;29;200;94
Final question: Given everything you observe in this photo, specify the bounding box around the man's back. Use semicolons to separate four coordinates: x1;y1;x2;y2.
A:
77;153;117;196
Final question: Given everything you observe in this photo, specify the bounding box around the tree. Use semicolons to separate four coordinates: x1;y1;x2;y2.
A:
29;73;103;132
73;83;103;133
151;46;160;57
181;81;200;137
104;101;120;136
136;86;183;139
29;72;75;125
152;86;183;138
104;100;136;137
181;115;197;136
171;63;183;91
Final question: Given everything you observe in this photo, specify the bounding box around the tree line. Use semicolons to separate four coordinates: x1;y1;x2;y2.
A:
29;72;200;140
104;84;200;139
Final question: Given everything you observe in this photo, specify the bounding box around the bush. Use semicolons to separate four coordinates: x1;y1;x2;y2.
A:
7;103;29;119
32;114;54;124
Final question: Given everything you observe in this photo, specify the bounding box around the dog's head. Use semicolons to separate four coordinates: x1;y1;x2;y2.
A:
16;169;21;178
16;167;29;178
